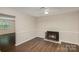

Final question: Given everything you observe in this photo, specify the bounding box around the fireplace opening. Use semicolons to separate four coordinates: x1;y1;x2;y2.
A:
45;31;59;41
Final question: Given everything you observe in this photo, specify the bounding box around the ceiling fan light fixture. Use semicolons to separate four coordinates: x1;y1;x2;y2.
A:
45;11;48;14
44;8;49;15
40;7;49;15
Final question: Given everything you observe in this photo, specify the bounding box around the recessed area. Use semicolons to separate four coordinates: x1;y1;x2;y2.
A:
45;31;59;41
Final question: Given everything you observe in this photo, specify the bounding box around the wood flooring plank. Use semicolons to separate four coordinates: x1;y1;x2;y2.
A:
7;37;79;52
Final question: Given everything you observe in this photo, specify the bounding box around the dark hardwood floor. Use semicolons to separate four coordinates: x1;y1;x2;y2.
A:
7;37;79;52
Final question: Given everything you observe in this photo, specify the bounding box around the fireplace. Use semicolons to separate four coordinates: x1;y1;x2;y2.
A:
45;31;59;41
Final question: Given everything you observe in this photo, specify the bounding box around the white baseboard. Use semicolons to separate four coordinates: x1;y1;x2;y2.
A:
44;38;79;45
15;37;36;46
60;40;79;46
15;37;79;46
44;39;61;44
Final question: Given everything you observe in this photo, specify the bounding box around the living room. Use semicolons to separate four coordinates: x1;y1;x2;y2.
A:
0;7;79;52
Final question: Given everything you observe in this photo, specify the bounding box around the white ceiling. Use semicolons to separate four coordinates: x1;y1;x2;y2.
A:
12;7;79;17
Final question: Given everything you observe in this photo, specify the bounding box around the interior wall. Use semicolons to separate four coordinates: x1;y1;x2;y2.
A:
0;8;36;46
37;11;79;45
0;8;79;45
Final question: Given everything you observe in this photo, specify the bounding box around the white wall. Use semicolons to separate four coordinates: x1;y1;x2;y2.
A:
0;8;36;46
37;11;79;45
0;8;79;45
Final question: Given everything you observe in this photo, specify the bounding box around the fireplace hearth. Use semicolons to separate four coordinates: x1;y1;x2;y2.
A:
45;31;59;41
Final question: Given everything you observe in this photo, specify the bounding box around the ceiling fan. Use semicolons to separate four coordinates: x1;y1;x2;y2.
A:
40;7;49;15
